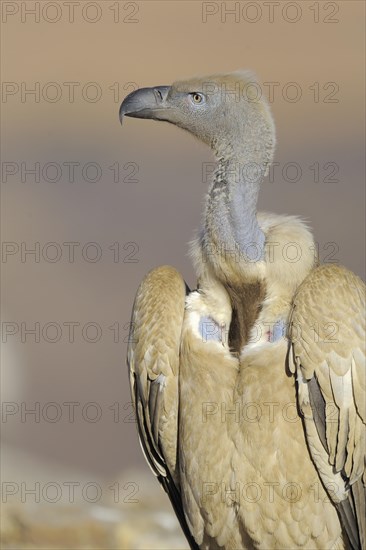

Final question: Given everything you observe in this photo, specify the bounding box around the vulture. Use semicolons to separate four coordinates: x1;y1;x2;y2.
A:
119;71;365;550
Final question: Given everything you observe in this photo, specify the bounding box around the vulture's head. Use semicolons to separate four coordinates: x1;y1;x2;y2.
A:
119;71;275;155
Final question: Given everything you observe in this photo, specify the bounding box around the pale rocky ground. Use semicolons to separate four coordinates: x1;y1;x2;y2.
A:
1;445;188;549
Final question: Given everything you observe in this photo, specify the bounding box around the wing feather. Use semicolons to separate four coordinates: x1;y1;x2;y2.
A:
290;264;366;550
127;265;199;549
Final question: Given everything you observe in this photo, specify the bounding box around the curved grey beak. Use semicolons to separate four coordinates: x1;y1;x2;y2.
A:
119;86;171;124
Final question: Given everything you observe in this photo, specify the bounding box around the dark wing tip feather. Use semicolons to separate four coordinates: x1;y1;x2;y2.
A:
160;474;200;550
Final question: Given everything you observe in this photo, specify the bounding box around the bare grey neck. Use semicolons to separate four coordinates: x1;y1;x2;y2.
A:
204;147;269;263
201;99;275;265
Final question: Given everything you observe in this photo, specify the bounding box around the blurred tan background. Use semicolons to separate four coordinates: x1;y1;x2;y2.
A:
1;0;365;547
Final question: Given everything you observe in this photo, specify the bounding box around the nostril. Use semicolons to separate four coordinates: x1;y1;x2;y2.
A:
152;86;170;103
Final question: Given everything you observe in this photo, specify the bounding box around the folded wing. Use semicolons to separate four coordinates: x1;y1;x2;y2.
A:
290;264;366;550
127;265;198;549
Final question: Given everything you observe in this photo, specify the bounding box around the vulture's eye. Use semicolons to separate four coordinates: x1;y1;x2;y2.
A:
190;92;205;104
